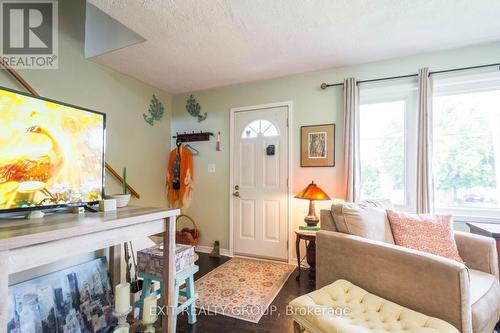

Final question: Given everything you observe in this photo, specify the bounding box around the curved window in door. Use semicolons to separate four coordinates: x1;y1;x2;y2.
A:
241;119;279;138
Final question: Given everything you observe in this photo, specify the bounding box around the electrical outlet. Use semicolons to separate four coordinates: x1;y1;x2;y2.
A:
208;164;216;173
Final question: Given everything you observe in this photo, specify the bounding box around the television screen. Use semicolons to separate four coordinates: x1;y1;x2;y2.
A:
0;87;105;212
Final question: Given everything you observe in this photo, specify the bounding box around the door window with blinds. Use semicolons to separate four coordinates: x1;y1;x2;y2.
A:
359;79;418;210
432;70;500;216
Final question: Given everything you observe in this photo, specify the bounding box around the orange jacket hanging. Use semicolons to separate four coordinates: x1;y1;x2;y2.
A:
166;145;193;209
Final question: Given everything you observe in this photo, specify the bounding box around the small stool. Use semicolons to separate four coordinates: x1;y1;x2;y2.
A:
135;264;199;331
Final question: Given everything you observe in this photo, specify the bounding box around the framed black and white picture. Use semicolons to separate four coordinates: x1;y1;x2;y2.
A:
300;124;335;167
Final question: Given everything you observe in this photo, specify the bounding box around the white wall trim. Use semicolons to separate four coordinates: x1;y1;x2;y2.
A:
453;215;500;224
195;245;232;257
194;246;306;268
228;101;294;262
435;207;500;224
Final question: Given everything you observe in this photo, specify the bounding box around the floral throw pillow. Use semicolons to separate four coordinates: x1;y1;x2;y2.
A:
386;210;464;263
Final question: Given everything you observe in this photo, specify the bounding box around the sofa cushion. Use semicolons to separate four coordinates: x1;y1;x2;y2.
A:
331;200;395;244
320;209;337;232
469;269;500;333
289;279;459;333
386;210;464;263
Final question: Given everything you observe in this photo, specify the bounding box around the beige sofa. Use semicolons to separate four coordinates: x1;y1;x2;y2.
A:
318;206;500;333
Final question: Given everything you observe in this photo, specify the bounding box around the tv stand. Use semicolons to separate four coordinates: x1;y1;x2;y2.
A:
26;210;45;219
0;206;180;333
83;204;98;213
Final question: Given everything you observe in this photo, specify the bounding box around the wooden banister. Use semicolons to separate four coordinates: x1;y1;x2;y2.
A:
0;59;141;199
105;163;140;198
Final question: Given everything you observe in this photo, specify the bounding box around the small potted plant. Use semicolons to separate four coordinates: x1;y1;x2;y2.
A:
106;167;131;207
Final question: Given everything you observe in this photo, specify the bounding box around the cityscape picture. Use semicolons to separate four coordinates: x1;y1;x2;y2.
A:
8;258;116;333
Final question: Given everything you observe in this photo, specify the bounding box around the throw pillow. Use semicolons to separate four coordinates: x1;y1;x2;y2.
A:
386;210;464;263
332;200;395;244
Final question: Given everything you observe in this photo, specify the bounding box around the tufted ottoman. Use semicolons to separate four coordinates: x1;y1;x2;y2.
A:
289;280;459;333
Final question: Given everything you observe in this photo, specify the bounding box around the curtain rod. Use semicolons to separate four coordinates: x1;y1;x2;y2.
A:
320;62;500;90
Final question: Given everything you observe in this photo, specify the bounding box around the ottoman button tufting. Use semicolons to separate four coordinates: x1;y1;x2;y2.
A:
288;279;460;333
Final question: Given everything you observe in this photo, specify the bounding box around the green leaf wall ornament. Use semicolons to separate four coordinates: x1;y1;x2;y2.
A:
143;94;165;126
186;94;207;122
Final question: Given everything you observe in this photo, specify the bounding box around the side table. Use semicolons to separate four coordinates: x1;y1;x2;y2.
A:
295;229;317;280
467;222;500;273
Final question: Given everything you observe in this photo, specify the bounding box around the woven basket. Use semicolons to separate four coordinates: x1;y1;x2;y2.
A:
175;214;201;246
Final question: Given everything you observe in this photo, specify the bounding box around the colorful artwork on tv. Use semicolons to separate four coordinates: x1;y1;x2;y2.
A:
7;258;116;333
0;88;105;211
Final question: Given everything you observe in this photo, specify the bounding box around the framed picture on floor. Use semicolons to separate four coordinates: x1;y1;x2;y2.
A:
300;124;335;167
8;257;116;333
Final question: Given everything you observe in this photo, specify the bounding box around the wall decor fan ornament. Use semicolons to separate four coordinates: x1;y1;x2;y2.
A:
143;94;165;126
186;94;207;122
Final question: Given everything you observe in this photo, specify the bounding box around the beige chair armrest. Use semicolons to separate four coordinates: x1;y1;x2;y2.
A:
454;230;499;278
320;209;336;231
316;230;472;333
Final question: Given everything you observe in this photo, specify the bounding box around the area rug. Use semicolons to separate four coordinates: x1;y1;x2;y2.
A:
195;257;295;323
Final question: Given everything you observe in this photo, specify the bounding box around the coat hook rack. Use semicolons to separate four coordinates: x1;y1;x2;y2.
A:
173;131;214;143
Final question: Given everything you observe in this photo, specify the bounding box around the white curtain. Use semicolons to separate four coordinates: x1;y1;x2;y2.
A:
343;77;360;202
416;68;434;213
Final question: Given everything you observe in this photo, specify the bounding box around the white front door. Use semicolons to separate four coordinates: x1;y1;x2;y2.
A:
232;106;289;261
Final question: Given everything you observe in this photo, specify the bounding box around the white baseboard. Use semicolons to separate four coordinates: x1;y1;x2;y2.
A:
196;245;307;268
195;245;232;257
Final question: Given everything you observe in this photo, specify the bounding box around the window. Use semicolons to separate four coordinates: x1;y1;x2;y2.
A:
241;119;278;138
359;81;418;209
360;101;406;204
433;72;500;214
357;71;500;218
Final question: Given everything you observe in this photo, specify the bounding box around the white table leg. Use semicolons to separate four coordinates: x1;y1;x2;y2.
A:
0;251;8;333
162;216;176;332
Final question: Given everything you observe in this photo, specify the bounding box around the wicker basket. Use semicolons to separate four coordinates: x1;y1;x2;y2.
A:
175;214;201;246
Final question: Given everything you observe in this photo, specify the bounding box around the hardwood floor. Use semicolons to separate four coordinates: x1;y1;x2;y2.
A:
176;253;315;333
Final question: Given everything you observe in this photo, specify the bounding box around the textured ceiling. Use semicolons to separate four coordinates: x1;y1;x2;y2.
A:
88;0;500;94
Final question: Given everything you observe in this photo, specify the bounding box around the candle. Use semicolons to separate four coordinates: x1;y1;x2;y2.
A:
142;295;158;323
115;282;130;314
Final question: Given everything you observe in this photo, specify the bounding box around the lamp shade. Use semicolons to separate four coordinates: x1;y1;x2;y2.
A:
295;181;331;201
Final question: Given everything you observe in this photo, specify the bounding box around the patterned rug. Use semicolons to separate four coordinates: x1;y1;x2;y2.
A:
195;257;295;323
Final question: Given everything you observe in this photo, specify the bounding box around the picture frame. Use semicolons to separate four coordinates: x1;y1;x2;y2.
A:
300;124;335;167
8;257;116;333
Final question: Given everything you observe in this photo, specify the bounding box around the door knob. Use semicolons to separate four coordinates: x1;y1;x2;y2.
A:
233;191;240;198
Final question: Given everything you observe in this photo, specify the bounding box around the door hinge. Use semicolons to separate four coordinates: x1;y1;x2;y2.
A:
287;239;289;249
286;118;289;127
286;178;289;187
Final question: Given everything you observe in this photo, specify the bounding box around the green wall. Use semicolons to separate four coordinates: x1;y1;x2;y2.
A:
3;0;172;284
172;41;500;254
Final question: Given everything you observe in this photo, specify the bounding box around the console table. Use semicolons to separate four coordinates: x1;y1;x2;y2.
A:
0;206;180;333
